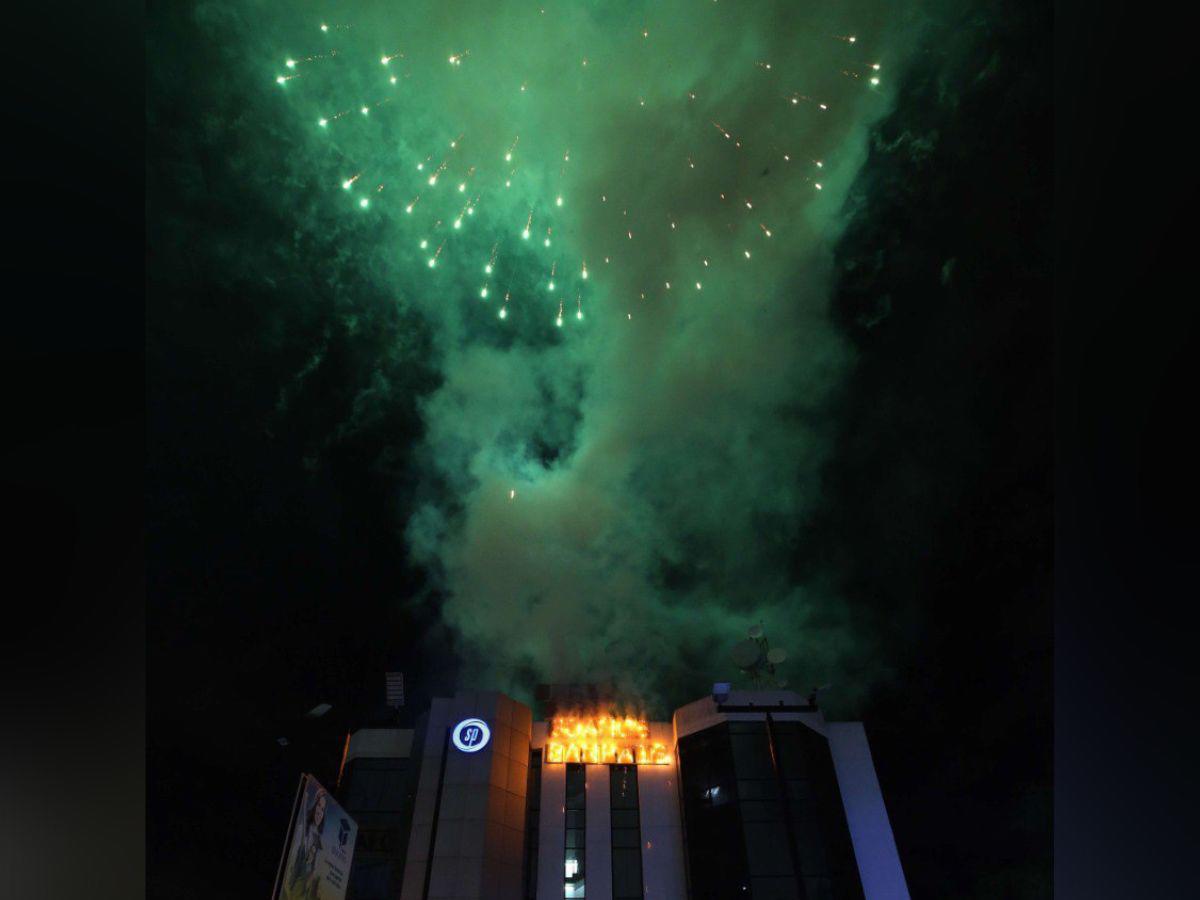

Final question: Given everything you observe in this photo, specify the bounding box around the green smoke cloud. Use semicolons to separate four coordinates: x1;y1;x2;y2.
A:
160;0;935;714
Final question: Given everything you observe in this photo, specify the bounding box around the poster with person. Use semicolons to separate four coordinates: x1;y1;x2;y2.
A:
274;775;358;900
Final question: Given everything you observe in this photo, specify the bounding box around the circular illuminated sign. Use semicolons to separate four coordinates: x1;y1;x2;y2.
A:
451;718;491;753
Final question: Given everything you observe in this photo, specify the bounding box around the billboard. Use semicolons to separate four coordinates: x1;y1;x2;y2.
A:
273;774;358;900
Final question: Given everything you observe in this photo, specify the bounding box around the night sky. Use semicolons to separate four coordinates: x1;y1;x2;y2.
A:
148;0;1050;896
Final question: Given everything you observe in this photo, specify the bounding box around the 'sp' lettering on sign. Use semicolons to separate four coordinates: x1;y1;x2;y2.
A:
451;718;491;753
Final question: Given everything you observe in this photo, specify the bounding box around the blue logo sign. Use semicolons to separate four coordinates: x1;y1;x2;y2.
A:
452;718;491;753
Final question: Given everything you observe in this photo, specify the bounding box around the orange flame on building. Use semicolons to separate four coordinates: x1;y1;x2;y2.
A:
545;714;671;765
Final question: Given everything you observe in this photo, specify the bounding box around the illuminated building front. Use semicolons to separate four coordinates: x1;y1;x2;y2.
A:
332;688;909;900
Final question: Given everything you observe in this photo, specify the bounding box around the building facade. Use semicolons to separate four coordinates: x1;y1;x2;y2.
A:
337;689;908;900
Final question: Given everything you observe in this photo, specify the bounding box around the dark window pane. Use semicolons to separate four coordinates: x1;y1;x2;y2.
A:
743;821;795;878
612;847;643;898
523;750;543;898
678;723;752;899
565;810;586;829
740;799;783;823
730;732;775;780
784;779;810;802
565;764;586;809
737;779;777;801
611;809;639;829
751;876;801;900
610;765;639;809
611;828;641;848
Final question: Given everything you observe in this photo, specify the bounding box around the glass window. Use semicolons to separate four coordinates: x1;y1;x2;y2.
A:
612;846;643;899
743;821;795;878
564;764;586;898
610;809;639;829
610;765;643;900
678;724;752;899
565;763;586;809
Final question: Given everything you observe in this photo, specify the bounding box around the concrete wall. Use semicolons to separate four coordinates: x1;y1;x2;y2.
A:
638;723;686;900
673;691;826;742
536;748;565;900
827;723;910;900
400;692;532;900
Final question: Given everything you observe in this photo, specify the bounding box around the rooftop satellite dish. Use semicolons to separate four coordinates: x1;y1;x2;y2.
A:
767;648;787;665
748;624;765;640
732;639;764;670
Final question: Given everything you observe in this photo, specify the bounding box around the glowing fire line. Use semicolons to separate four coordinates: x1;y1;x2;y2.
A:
544;714;670;765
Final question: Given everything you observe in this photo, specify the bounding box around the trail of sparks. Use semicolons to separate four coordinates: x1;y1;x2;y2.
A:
275;12;882;327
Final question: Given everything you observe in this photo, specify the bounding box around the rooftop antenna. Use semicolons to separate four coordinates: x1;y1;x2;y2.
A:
729;622;790;688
